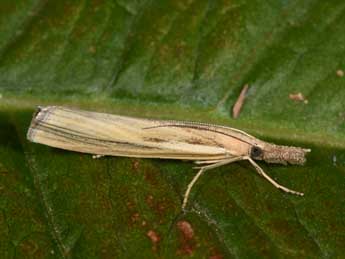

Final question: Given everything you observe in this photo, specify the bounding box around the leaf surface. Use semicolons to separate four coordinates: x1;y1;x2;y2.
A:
1;1;345;258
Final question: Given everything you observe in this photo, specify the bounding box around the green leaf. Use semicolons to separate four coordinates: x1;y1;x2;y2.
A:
1;1;345;258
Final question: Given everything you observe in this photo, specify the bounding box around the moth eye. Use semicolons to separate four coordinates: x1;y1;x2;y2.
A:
250;146;263;158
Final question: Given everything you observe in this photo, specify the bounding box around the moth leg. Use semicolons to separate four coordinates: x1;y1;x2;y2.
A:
245;156;304;196
92;154;104;159
193;156;244;170
183;157;244;210
182;167;205;211
194;159;224;165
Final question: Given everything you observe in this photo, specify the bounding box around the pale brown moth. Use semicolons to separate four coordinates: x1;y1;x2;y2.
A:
27;106;310;210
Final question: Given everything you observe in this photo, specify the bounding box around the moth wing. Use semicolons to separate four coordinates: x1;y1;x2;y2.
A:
27;106;231;160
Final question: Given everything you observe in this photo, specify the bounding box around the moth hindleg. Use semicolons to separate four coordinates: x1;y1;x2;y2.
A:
182;156;244;210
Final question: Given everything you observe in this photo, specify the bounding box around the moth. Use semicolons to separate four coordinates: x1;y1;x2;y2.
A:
27;106;310;210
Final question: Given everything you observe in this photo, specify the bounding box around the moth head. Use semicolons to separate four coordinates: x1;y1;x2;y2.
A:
255;143;310;165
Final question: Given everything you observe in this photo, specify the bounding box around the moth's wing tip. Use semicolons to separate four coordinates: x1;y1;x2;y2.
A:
26;122;36;142
27;108;41;142
32;106;46;121
35;105;57;113
27;105;56;142
33;106;43;118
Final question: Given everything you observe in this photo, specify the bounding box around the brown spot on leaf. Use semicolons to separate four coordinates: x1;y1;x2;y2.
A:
156;201;168;216
210;254;224;259
146;195;154;207
146;195;173;221
144;170;158;185
178;245;194;256
19;239;38;256
147;230;161;251
289;92;308;104
125;199;138;227
126;200;135;210
91;0;105;9
336;69;344;77
267;219;296;236
177;221;194;239
147;230;160;243
176;220;196;255
146;194;166;216
88;45;96;54
132;159;140;171
131;212;140;223
208;246;225;259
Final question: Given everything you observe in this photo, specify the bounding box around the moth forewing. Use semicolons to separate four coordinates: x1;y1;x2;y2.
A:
27;106;310;210
27;106;233;160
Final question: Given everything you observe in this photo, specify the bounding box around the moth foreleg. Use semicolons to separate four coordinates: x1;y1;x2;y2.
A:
245;156;304;196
